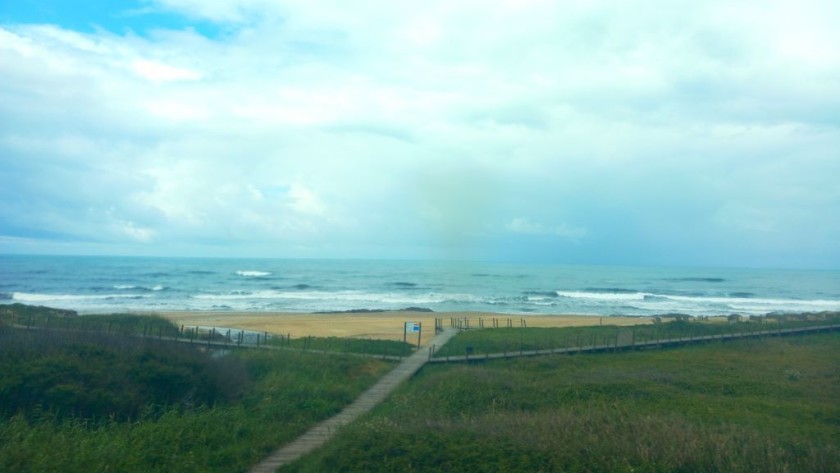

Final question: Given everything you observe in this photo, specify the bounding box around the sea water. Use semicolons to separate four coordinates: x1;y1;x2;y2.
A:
1;255;839;316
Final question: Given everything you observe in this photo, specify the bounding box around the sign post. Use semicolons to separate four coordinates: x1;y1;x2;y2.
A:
404;322;422;348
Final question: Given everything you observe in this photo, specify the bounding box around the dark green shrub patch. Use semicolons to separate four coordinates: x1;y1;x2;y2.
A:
0;306;394;472
0;328;248;421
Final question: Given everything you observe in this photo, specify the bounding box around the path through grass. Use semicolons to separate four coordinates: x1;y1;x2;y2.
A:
287;332;840;472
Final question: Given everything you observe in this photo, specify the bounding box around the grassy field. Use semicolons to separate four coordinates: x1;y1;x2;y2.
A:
273;335;414;358
0;305;395;472
286;330;840;472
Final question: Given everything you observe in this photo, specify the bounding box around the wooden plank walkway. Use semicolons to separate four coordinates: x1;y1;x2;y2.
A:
428;323;840;363
249;328;459;473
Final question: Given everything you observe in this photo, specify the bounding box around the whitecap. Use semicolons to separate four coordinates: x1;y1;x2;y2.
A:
556;290;650;301
236;270;272;277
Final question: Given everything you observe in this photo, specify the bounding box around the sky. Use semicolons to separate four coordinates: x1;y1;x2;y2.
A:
1;1;839;269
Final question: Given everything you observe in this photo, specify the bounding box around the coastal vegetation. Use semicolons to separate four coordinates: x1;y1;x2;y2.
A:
0;303;415;357
3;304;839;472
276;335;414;357
0;305;394;472
287;329;840;472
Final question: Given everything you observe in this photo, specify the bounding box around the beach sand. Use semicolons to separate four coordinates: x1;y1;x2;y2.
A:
158;311;654;346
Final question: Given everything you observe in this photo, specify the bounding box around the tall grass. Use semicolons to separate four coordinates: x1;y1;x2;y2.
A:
0;303;181;338
0;305;395;472
271;335;414;357
287;332;840;472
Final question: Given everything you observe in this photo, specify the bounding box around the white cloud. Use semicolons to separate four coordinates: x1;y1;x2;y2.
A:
131;58;202;82
1;1;839;266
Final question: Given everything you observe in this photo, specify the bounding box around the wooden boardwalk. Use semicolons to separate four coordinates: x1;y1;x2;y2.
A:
428;323;840;363
249;328;458;473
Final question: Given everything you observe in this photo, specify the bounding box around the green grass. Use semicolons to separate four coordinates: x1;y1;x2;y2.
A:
0;305;395;472
271;335;415;357
286;331;840;472
0;330;247;421
0;303;180;337
0;303;415;357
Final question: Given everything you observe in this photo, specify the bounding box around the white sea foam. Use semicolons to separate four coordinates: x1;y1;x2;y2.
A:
236;270;272;277
556;291;651;301
114;284;165;291
554;290;840;315
192;290;481;305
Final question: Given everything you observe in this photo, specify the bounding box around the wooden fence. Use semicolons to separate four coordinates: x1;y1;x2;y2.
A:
428;323;840;363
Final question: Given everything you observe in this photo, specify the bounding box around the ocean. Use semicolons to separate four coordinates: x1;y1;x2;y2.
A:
1;255;839;317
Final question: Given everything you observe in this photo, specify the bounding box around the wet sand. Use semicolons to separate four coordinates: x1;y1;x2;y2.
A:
158;311;654;345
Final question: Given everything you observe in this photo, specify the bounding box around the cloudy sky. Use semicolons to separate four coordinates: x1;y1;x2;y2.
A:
1;0;839;268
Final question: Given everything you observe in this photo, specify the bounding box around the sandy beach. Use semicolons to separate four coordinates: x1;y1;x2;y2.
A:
158;311;655;345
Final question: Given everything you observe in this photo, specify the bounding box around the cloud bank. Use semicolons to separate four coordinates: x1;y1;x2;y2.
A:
1;0;839;268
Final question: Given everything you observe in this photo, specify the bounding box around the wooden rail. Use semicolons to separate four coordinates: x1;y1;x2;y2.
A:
248;328;459;472
429;324;840;363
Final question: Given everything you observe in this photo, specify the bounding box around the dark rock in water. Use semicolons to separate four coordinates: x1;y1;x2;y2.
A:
666;277;725;283
390;282;418;288
314;308;386;314
314;307;434;314
524;291;559;298
585;287;638;294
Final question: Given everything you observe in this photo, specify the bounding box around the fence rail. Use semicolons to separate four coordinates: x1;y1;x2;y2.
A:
1;312;410;361
428;323;840;363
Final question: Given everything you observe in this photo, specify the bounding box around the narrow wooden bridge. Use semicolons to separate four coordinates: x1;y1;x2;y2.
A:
248;328;459;473
428;323;840;363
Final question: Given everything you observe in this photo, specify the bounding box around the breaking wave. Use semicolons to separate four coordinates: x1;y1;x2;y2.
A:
236;270;272;278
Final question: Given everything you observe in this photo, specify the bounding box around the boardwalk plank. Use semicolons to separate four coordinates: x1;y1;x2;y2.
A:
248;328;458;473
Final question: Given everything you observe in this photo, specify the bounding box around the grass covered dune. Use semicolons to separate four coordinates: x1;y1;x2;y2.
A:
287;332;840;473
0;305;395;472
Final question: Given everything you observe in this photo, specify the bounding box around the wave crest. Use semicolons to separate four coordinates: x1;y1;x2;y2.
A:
236;270;272;277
